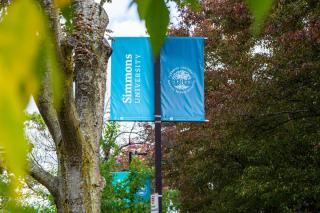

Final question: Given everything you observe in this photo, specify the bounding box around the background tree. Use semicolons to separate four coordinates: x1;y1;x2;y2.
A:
165;0;320;212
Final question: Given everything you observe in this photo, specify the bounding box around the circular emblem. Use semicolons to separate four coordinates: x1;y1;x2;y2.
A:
168;67;195;93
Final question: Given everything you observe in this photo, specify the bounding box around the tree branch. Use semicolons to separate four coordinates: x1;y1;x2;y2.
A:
57;86;87;152
29;159;58;197
114;131;142;139
128;122;136;145
119;142;147;150
38;0;87;152
36;71;62;147
40;0;63;55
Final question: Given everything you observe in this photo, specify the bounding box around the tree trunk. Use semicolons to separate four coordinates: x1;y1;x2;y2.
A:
29;0;111;212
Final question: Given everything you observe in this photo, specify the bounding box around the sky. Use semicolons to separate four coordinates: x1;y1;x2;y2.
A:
26;0;179;113
104;0;147;37
105;0;179;36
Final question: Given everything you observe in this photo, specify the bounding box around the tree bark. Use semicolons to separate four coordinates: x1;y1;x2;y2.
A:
30;0;111;212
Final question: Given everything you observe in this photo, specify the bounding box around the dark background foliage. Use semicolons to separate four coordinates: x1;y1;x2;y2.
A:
163;0;320;212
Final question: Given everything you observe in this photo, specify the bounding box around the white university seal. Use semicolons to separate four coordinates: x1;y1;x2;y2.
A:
168;67;195;93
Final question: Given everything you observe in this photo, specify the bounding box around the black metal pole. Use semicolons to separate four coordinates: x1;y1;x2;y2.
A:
154;55;162;213
129;151;132;165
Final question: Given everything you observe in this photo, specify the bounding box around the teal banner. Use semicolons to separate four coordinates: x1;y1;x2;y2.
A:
112;172;151;202
161;37;205;121
110;37;154;121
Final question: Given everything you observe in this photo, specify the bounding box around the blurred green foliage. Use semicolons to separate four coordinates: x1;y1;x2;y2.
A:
0;174;41;212
0;0;63;207
162;189;181;213
0;0;45;193
136;0;169;57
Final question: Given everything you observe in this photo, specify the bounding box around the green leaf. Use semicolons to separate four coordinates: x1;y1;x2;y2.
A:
246;0;273;35
136;0;169;57
0;0;62;198
136;0;151;19
0;0;45;191
54;0;71;9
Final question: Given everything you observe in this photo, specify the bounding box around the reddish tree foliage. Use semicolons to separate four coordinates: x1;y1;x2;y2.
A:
162;0;320;212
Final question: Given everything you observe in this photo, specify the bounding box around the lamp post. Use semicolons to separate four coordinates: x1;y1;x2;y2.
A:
154;55;162;213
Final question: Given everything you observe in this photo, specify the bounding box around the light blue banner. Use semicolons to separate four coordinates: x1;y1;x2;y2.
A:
110;37;154;121
161;37;205;121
